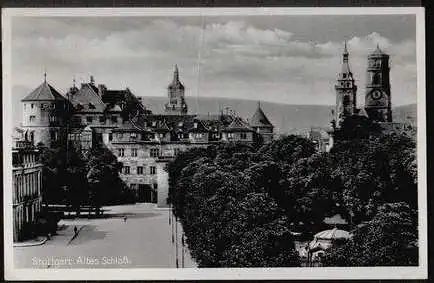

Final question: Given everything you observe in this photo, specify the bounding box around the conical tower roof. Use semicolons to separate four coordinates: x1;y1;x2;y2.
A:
249;102;273;128
337;41;354;80
21;79;66;101
168;64;185;90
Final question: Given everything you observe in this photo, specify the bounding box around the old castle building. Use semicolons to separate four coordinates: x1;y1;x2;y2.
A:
19;65;274;207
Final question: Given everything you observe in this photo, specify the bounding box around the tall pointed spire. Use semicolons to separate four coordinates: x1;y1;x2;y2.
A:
43;71;47;82
73;76;76;88
342;40;349;63
173;64;179;82
341;41;351;74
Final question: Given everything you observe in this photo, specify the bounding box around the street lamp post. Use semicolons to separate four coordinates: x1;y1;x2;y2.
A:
175;216;179;268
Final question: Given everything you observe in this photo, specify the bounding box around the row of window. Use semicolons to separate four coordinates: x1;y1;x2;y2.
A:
122;166;156;175
227;132;248;139
118;148;160;158
130;183;158;190
24;103;57;110
86;115;119;124
111;132;166;141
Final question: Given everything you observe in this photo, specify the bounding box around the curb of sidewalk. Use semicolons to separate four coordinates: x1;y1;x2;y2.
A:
13;236;48;247
67;225;85;245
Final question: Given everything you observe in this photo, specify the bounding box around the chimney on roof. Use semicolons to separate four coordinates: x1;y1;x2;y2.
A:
90;75;95;85
98;84;106;97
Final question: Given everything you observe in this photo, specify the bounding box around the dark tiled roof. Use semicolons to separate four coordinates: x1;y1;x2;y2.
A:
249;106;273;128
22;81;66;101
112;120;145;132
69;83;106;113
225;117;254;132
188;119;210;133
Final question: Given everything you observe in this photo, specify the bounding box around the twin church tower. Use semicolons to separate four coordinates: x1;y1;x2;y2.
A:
334;42;392;128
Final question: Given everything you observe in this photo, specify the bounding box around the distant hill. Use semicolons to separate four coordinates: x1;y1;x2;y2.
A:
141;96;418;135
10;85;417;135
140;96;334;135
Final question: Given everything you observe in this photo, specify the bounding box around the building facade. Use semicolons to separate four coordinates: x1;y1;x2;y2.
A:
20;66;274;207
12;132;43;242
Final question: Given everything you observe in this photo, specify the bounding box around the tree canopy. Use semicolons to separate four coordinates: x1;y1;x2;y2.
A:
168;131;417;267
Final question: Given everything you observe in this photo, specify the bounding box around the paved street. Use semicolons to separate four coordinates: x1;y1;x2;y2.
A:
14;203;196;268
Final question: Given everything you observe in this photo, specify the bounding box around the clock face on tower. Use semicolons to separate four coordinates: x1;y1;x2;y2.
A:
371;90;383;100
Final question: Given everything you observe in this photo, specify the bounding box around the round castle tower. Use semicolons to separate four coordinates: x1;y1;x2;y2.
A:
21;74;69;147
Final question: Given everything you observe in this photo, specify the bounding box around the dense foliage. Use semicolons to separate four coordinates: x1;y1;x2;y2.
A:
168;125;418;267
39;143;134;214
322;202;418;266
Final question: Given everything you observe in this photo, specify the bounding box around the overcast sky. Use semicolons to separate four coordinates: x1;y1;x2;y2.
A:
10;14;417;106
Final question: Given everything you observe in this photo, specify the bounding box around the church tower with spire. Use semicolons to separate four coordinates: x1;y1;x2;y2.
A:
164;65;188;115
364;44;392;122
334;42;358;128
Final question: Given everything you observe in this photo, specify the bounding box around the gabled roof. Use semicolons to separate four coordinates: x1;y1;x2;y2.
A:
188;119;210;133
154;119;171;132
249;104;273;128
22;81;66;101
69;83;106;113
224;117;254;132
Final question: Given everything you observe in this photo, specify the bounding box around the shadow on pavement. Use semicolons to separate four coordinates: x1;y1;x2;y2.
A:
68;225;107;245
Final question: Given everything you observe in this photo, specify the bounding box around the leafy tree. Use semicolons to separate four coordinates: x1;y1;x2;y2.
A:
323;202;418;266
86;147;125;212
333;114;382;141
38;143;87;206
259;135;316;164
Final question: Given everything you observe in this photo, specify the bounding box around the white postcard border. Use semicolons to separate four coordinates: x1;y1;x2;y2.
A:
2;7;427;280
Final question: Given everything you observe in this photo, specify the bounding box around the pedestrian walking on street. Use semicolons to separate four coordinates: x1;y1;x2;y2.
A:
123;216;127;223
74;226;78;235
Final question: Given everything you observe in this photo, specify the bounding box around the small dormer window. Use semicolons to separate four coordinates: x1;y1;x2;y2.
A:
343;73;346;78
152;121;157;127
194;122;198;128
